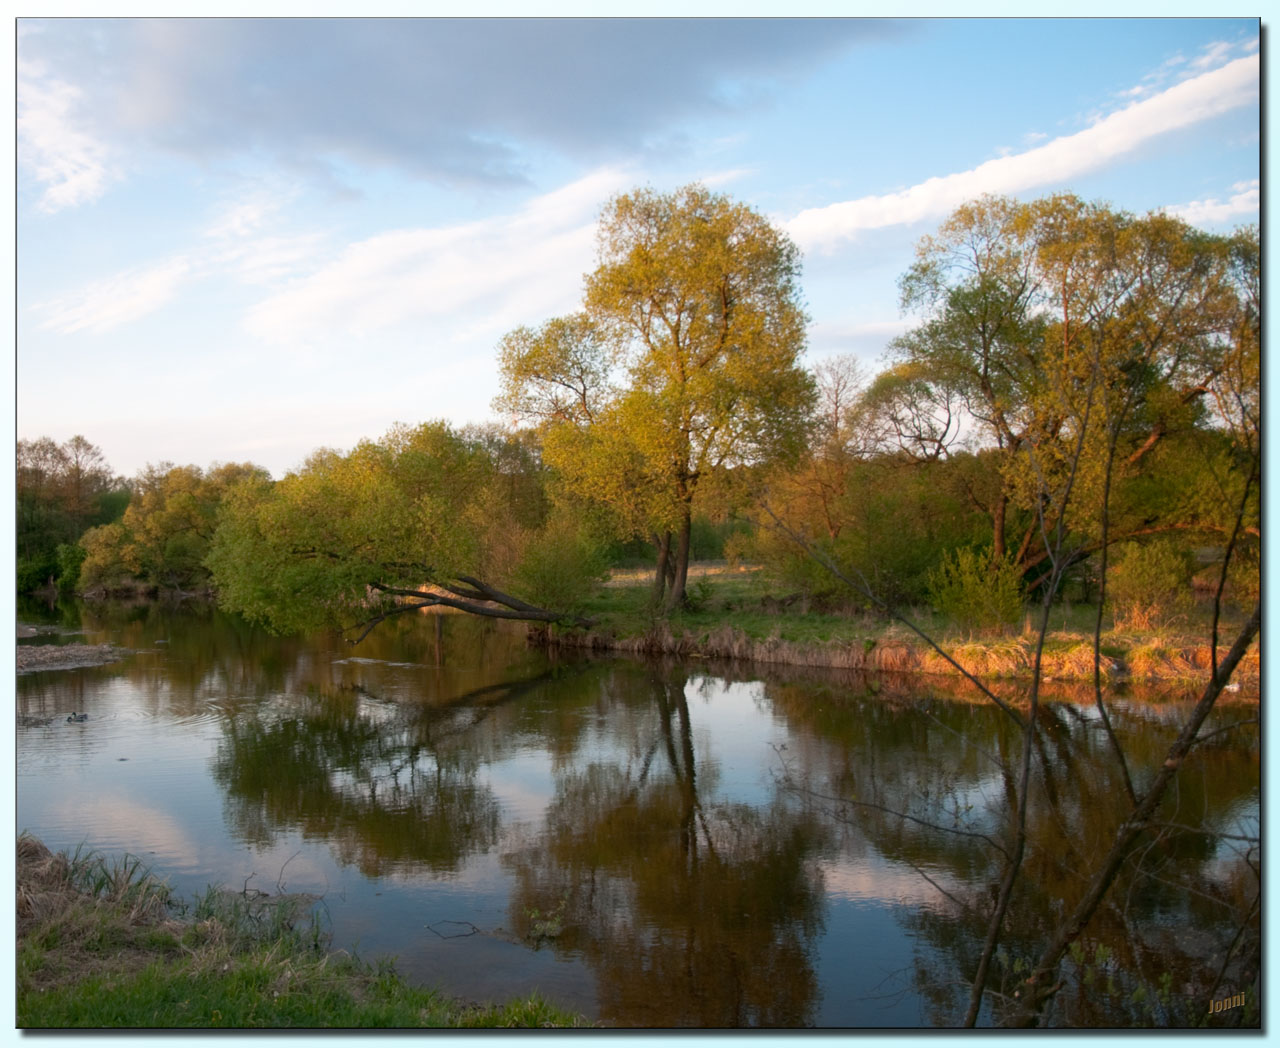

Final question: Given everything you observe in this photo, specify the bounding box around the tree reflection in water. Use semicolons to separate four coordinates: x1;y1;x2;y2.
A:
504;666;828;1027
212;669;568;877
767;672;1259;1027
199;618;1256;1028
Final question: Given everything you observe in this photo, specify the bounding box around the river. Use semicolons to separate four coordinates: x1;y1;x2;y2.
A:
15;598;1260;1028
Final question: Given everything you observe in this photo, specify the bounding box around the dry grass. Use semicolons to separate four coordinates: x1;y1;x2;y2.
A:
556;562;1260;690
17;834;185;997
548;621;1257;692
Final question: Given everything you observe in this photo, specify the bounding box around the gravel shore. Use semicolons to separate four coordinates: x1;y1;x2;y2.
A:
16;643;128;673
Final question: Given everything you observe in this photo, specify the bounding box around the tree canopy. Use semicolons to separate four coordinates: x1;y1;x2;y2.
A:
888;194;1253;581
496;183;815;609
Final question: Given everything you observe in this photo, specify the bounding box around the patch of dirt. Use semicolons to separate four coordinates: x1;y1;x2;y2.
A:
16;643;129;674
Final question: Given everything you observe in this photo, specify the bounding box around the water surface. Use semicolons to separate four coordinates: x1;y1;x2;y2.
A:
16;600;1259;1027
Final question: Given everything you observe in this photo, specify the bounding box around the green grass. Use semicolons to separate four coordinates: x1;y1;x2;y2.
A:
583;568;882;647
21;954;582;1028
570;563;1257;682
17;835;590;1029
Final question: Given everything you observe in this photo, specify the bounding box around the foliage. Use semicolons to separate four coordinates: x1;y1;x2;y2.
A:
55;542;87;592
17;435;128;594
16;552;59;595
757;452;992;609
207;421;592;638
79;462;269;594
497;183;815;611
927;547;1025;635
890;195;1250;584
511;507;611;615
1105;540;1194;631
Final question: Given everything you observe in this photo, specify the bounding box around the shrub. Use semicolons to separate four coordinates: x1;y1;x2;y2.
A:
17;553;58;594
55;543;87;593
512;509;610;616
927;547;1024;635
1105;539;1192;632
1106;540;1193;631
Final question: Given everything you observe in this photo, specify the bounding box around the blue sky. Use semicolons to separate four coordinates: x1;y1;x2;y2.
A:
15;16;1261;480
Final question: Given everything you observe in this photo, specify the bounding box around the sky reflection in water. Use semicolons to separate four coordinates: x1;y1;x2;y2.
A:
16;602;1258;1027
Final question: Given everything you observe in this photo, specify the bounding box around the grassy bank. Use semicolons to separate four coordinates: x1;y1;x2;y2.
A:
550;565;1259;688
17;835;590;1029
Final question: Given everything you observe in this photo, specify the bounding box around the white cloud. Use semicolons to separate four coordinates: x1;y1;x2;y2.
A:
205;195;283;242
786;53;1258;252
222;234;331;287
244;168;633;345
31;183;327;336
17;52;117;212
35;257;192;334
202;190;329;286
1190;40;1237;71
698;167;756;188
1166;179;1259;227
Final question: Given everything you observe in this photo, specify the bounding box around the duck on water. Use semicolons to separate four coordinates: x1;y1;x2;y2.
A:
65;712;88;723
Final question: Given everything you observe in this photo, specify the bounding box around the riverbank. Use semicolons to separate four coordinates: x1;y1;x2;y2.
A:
16;835;589;1029
17;639;130;673
550;566;1260;690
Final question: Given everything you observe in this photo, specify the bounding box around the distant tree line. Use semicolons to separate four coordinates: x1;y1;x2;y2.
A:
17;436;128;593
18;187;1258;639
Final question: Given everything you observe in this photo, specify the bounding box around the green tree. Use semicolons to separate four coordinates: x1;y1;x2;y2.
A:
498;184;815;611
207;421;590;641
80;461;268;593
17;435;128;593
893;194;1245;590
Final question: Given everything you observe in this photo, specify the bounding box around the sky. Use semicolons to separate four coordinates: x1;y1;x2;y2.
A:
15;15;1262;481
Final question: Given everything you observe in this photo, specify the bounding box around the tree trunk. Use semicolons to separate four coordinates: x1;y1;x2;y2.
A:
992;493;1007;562
664;505;693;612
652;531;672;605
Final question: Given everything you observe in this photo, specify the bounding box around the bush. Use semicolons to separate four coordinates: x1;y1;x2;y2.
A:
17;553;58;594
512;510;610;616
1107;540;1193;630
1225;542;1260;612
54;543;87;593
927;547;1024;635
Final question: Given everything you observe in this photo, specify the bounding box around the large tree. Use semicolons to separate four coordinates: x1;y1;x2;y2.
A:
16;434;128;591
891;194;1246;582
497;183;815;610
